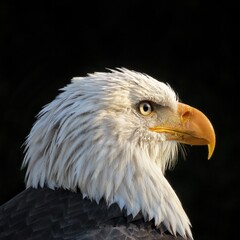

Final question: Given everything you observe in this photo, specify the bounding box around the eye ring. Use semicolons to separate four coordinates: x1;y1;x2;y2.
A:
139;102;153;116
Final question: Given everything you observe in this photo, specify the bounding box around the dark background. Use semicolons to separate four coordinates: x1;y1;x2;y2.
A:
0;1;238;240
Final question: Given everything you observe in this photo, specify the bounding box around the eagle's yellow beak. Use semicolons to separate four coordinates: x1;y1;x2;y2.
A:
149;103;216;159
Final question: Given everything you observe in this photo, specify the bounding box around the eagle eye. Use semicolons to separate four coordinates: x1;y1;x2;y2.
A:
139;101;153;116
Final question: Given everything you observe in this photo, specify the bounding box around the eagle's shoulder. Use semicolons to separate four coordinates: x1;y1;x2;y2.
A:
0;187;187;240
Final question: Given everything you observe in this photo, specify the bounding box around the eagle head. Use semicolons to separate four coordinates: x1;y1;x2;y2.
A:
22;68;215;239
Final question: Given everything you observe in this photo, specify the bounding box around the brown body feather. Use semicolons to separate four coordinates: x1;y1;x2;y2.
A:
0;187;188;240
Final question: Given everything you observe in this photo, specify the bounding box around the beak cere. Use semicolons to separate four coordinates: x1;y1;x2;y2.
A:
149;103;216;159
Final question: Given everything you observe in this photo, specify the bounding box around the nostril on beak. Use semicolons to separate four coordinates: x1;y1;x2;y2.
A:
181;110;191;120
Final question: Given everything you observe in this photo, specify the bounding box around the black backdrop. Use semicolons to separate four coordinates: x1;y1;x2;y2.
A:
0;1;238;240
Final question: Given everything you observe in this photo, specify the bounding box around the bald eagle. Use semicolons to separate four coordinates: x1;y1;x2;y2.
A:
0;68;215;240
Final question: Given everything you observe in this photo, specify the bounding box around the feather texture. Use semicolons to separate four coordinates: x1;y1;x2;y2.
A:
0;187;190;240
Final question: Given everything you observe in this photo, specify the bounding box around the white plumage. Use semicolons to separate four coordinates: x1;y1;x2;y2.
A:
22;68;215;239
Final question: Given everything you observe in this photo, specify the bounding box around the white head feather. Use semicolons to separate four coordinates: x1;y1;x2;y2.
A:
22;68;192;239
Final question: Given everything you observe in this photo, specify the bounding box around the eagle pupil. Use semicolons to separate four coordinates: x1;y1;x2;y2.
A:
143;104;149;112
